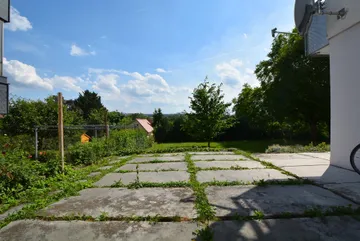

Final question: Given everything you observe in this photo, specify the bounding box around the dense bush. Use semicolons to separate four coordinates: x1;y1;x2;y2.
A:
0;150;61;203
67;129;153;165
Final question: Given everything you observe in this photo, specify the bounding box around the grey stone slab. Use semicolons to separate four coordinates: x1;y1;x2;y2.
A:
256;153;314;160
98;166;113;170
197;169;293;183
283;165;360;184
139;153;185;157
38;188;196;218
0;220;198;241
195;161;264;169
205;185;356;217
210;217;360;241
117;162;187;171
88;172;101;177
129;156;184;163
299;152;331;160
255;153;329;167
189;151;235;155
94;173;137;187
139;171;190;183
0;204;27;221
192;155;248;161
324;183;360;203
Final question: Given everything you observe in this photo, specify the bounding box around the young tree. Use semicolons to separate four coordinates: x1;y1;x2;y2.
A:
183;79;233;147
74;90;104;120
152;108;170;143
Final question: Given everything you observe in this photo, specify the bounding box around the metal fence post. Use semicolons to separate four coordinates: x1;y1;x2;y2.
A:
95;129;98;138
35;127;38;159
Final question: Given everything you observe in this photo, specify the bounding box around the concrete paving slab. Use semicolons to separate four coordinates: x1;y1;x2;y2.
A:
299;152;331;160
38;188;196;218
117;162;187;171
255;153;314;160
188;151;235;155
0;220;198;241
195;161;264;169
191;155;248;161
255;153;329;167
0;204;27;221
98;166;113;170
94;173;137;187
197;169;293;183
139;171;190;183
283;165;360;184
210;216;360;241
324;183;360;203
139;153;185;157
88;172;101;177
129;156;184;163
205;185;356;217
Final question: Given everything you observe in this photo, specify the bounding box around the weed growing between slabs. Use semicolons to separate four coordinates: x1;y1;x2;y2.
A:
0;156;134;229
117;168;181;173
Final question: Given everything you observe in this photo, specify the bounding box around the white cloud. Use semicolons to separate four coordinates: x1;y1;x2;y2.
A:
92;74;121;95
4;58;53;90
215;58;257;87
155;68;171;73
5;7;32;32
70;44;96;56
4;58;83;92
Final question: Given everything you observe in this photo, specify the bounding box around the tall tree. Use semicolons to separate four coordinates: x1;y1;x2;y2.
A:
74;90;104;120
152;108;170;143
255;30;330;142
183;79;233;147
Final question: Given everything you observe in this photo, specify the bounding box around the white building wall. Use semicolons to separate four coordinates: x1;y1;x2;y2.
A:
325;0;360;169
328;22;360;170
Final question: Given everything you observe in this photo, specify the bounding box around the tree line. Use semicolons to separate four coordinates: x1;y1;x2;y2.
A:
152;30;330;145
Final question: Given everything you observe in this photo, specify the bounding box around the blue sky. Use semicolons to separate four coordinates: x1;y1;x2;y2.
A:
4;0;294;113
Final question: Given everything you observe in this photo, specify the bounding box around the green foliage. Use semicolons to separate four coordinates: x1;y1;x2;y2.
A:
74;90;104;120
67;129;153;165
183;78;234;147
255;29;330;143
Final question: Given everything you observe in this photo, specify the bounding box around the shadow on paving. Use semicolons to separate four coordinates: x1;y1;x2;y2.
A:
193;166;360;241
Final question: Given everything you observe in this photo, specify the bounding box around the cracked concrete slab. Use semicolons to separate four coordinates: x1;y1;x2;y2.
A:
0;220;198;241
283;165;360;184
117;162;187;171
139;171;189;183
38;188;196;218
205;185;356;217
197;169;293;183
191;155;248;161
324;183;360;203
255;153;329;167
94;173;137;187
210;216;360;241
129;156;184;163
195;161;264;169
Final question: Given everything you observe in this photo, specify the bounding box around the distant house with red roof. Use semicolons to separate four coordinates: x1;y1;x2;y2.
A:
133;118;153;135
0;114;4;119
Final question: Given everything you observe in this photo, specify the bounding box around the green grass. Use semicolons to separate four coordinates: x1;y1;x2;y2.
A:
148;140;313;153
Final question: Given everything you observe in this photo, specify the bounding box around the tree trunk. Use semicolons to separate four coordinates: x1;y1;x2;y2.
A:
310;122;318;145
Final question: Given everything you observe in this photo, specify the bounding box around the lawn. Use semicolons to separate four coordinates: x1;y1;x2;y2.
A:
148;139;309;153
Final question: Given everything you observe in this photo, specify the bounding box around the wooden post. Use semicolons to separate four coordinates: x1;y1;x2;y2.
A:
105;109;109;139
58;92;65;172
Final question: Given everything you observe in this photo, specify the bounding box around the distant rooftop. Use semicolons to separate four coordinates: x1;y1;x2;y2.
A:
135;118;153;133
